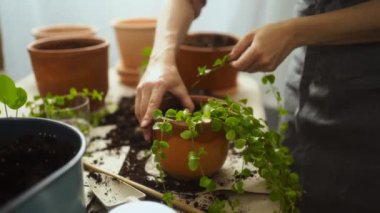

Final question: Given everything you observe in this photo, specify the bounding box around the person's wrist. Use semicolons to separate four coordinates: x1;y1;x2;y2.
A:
287;17;309;48
150;46;176;64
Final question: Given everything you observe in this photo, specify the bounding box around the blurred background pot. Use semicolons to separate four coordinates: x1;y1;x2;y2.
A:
27;37;109;111
112;18;156;87
0;118;86;213
153;95;229;181
32;24;97;40
177;33;239;97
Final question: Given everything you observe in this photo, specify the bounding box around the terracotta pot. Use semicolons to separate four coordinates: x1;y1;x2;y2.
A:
28;37;109;111
32;24;97;40
153;95;229;181
177;33;239;96
112;18;156;87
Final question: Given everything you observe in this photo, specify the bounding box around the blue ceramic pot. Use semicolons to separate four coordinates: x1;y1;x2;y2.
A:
0;118;86;213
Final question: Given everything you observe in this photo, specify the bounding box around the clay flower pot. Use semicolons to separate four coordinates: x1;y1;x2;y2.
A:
32;24;97;40
177;33;239;97
153;95;229;181
112;18;156;87
28;37;109;111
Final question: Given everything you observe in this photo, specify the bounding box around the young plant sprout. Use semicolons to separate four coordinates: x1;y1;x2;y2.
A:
151;57;302;213
0;74;28;117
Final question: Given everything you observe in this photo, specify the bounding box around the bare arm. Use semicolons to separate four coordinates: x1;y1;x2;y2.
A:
136;0;205;139
231;0;380;72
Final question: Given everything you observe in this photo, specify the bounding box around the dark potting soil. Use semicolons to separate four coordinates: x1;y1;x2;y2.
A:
183;34;237;48
0;134;76;206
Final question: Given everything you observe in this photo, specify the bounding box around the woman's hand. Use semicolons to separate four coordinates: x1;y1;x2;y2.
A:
230;20;298;73
135;58;194;140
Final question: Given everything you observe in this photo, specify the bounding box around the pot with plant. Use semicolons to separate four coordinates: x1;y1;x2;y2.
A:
0;74;86;213
149;57;301;213
112;18;156;87
176;32;239;97
28;36;109;111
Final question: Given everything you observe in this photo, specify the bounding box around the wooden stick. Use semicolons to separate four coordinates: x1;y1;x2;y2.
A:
83;161;204;213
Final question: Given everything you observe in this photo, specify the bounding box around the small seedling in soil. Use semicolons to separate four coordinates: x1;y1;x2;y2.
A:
0;74;28;117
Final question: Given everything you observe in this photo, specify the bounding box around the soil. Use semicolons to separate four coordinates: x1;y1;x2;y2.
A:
0;134;76;206
183;34;237;48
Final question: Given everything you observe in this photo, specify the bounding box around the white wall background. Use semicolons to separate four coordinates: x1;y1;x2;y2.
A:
0;0;298;108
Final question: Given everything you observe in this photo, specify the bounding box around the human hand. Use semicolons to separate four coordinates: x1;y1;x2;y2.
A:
230;20;298;72
135;60;194;141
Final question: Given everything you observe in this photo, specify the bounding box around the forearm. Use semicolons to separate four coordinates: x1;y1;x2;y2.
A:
293;0;380;46
150;0;195;63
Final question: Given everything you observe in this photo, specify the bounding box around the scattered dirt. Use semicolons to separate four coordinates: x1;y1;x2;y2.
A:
0;134;76;206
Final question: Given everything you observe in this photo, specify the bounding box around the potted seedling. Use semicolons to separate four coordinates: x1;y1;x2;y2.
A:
26;88;106;136
150;58;301;213
0;74;86;213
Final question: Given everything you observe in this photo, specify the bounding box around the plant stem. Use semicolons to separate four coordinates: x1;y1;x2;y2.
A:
4;104;8;118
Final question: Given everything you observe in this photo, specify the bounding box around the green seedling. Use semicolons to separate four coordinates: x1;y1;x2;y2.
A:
0;74;28;117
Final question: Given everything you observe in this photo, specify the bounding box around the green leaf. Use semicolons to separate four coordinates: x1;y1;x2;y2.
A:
188;151;200;171
152;109;163;119
213;58;223;67
241;168;251;178
160;122;173;133
0;74;17;106
261;74;275;85
162;192;174;207
226;129;236;141
232;180;244;193
197;65;207;76
234;139;246;149
165;109;177;118
198;147;206;156
211;118;222;131
180;130;193;140
159;140;169;149
142;46;152;57
208;199;226;213
8;87;28;110
231;103;241;113
239;98;248;105
278;106;288;116
225;117;240;127
199;176;216;192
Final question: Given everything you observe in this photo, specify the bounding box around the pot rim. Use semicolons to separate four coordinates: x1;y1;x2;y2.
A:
27;36;109;54
31;24;98;38
180;32;239;53
0;117;86;211
111;18;156;30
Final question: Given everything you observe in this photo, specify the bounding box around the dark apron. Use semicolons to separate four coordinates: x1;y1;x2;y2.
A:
285;0;380;212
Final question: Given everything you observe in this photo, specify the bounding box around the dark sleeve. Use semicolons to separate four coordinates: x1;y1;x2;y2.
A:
190;0;207;18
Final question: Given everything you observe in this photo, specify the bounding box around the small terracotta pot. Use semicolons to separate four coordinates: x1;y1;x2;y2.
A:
153;95;229;181
32;24;97;40
112;18;156;87
28;37;109;111
177;33;239;96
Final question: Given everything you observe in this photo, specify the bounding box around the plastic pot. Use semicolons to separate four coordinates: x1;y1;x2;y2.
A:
28;36;109;111
32;24;97;40
0;118;86;213
177;33;239;96
153;95;229;181
112;18;156;87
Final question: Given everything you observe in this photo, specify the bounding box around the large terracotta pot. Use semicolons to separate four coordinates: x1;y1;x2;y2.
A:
112;18;156;87
28;37;109;111
177;33;239;97
153;95;229;181
32;24;97;40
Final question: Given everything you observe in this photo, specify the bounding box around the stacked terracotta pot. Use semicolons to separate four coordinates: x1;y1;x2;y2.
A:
112;18;156;87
